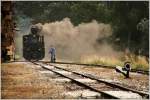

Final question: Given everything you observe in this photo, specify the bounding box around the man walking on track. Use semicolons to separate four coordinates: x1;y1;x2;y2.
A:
49;45;56;63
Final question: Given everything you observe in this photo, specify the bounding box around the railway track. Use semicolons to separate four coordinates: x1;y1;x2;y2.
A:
49;61;149;75
6;60;149;75
31;61;149;99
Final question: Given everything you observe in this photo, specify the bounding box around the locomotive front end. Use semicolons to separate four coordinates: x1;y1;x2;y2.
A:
23;25;45;61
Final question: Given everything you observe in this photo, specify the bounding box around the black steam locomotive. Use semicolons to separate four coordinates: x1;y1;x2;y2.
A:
23;25;45;61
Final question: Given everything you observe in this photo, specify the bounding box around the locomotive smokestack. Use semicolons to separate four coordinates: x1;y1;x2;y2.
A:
31;24;43;35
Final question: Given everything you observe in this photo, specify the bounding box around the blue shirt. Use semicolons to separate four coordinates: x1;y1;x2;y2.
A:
49;47;56;56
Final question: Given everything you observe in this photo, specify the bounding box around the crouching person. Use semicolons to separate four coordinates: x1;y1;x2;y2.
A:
49;46;56;63
115;62;131;78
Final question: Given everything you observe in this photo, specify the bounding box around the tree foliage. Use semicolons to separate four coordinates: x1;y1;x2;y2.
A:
13;1;149;56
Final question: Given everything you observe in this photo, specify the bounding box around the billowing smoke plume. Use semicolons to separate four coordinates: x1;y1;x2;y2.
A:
35;18;119;62
14;17;32;59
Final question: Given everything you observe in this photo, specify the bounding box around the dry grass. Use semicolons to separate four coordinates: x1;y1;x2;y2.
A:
80;54;149;71
1;62;66;99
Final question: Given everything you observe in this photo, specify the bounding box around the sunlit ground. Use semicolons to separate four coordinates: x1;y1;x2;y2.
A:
1;63;66;99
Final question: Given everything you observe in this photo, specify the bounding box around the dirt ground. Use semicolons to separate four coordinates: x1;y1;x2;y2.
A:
1;62;68;99
1;62;149;99
53;64;149;92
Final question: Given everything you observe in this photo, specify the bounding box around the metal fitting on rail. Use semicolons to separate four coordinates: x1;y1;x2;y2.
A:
115;61;131;78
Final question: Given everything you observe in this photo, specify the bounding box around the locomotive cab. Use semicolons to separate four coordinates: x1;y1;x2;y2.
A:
23;25;45;61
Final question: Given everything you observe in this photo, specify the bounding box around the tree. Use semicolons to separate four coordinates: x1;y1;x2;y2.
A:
13;1;149;56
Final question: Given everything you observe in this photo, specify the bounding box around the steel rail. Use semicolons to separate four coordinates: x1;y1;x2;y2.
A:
42;61;149;75
33;61;149;99
49;63;149;99
4;60;149;75
31;61;119;99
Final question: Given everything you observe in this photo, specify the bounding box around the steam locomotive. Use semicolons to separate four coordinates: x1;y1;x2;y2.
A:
23;25;45;61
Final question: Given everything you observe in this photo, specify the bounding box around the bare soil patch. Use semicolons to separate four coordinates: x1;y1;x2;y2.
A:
1;62;66;99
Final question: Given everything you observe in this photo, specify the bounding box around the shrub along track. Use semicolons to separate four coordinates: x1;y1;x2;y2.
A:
31;61;149;99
